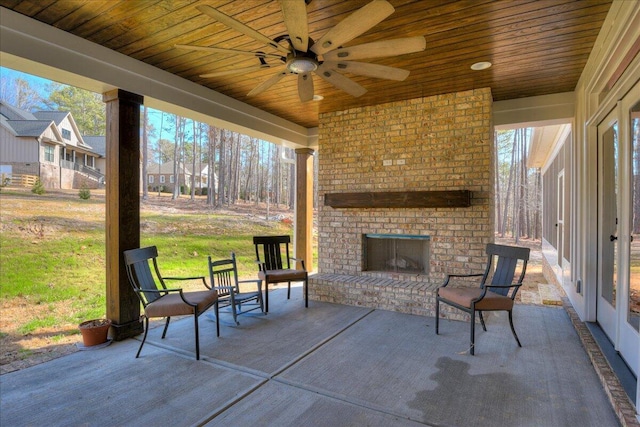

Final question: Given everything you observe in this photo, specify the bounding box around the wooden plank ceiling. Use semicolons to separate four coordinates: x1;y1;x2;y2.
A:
0;0;613;129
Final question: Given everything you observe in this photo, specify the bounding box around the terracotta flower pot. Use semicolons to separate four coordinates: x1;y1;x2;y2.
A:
78;319;111;347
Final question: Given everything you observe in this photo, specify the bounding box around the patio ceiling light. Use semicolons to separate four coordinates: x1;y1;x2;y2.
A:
471;61;492;71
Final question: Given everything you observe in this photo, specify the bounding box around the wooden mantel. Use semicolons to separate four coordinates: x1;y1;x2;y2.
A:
324;190;471;208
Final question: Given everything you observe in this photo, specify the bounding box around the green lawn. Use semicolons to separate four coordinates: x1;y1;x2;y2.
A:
0;189;306;337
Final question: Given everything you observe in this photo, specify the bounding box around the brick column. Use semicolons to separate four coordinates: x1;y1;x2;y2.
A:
295;148;314;272
103;89;144;341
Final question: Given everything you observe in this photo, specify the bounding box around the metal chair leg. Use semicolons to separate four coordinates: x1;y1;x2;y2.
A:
508;310;522;347
470;309;476;355
161;317;170;338
215;302;220;337
435;297;440;334
479;311;487;331
136;316;149;358
194;311;200;360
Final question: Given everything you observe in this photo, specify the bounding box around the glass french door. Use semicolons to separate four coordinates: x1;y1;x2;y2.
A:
598;109;618;341
597;80;640;378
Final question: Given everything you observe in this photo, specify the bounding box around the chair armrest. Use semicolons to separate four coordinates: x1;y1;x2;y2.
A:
290;257;306;271
138;287;197;306
484;283;521;289
164;275;206;281
440;273;484;288
238;279;263;292
483;282;523;300
164;276;210;289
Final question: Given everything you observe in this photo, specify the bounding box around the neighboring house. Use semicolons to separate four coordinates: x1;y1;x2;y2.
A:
146;161;218;195
0;101;105;189
146;161;192;194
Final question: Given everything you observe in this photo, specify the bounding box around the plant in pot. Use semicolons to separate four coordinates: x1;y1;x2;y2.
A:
78;318;112;348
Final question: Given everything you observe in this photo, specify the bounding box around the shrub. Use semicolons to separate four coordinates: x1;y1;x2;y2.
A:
31;178;45;195
79;186;91;200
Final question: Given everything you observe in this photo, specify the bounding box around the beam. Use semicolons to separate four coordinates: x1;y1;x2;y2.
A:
295;148;314;272
104;89;144;341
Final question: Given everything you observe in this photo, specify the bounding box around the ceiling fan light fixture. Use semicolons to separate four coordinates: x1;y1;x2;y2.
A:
471;61;492;71
287;57;319;73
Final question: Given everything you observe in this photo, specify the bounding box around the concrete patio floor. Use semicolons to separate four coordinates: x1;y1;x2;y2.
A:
0;287;620;426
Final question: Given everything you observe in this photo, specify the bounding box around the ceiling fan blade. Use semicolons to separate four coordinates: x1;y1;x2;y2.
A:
310;0;395;55
298;73;314;102
323;61;410;81
200;65;271;78
197;5;290;54
322;36;426;61
280;0;308;52
247;68;290;97
315;64;367;97
175;44;282;59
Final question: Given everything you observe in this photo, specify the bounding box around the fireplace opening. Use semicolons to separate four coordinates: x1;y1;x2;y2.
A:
363;234;430;275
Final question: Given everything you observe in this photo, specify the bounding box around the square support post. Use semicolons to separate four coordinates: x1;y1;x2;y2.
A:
295;148;314;271
103;89;144;341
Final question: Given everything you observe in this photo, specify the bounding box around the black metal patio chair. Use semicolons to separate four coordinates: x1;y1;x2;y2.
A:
435;243;530;355
123;246;218;360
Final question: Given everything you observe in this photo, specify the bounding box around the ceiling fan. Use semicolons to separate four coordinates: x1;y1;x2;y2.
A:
175;0;426;102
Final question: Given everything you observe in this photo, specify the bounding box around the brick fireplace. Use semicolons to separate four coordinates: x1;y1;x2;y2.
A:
308;88;494;318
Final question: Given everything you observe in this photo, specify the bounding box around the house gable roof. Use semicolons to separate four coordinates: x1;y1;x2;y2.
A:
5;120;57;138
33;110;69;125
82;135;105;157
35;110;89;148
0;102;37;121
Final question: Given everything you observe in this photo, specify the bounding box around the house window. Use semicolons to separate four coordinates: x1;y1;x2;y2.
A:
148;175;154;184
170;175;175;184
61;128;71;140
44;145;54;162
160;175;165;184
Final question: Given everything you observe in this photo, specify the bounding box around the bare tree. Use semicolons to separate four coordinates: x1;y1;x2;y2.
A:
190;119;197;200
172;115;181;200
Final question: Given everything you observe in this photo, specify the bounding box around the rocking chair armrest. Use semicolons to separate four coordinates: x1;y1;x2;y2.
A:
440;273;484;288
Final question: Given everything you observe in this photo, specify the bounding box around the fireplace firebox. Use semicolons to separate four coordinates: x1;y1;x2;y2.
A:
363;234;430;275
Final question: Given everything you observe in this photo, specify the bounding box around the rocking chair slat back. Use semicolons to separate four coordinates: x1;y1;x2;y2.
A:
209;261;235;298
